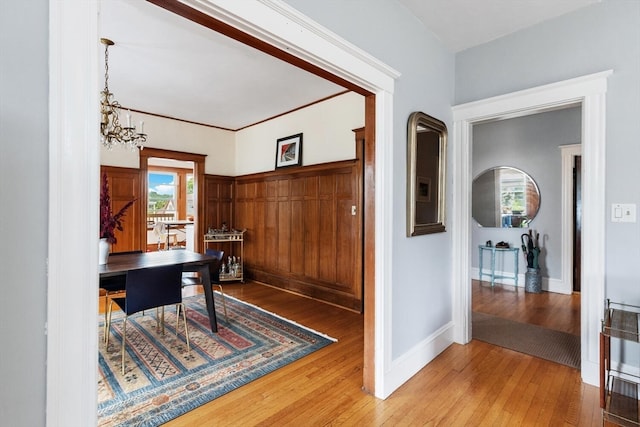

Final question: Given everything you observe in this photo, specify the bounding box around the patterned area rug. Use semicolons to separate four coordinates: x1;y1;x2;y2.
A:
98;293;336;426
472;311;581;369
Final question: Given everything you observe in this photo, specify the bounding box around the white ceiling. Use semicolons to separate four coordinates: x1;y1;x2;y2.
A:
398;0;599;53
100;0;598;130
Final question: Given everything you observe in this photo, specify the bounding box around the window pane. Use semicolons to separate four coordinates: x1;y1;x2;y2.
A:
186;174;194;216
148;172;177;217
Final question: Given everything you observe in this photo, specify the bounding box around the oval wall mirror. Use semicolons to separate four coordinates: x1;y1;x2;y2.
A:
472;166;540;228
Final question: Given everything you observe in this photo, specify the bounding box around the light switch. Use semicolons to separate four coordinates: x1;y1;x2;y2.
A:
611;203;637;223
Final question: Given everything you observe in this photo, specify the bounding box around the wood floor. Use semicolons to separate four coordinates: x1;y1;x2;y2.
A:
472;279;581;336
105;280;603;426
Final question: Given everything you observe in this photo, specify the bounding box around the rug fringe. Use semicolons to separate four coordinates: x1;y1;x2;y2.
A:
216;291;338;342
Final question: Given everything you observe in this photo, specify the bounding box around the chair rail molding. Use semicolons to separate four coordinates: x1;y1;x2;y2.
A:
451;70;612;387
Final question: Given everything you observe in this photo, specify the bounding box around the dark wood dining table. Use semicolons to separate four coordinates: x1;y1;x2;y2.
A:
99;250;220;332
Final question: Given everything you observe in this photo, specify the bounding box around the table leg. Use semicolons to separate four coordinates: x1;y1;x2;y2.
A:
199;264;218;333
490;250;496;287
479;247;484;281
514;249;519;289
183;263;218;333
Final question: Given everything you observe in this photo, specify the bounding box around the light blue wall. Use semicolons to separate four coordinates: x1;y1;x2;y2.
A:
457;0;640;303
472;108;582;280
0;1;48;425
285;0;455;359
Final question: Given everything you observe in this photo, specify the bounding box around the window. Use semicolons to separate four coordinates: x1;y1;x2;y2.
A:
186;173;194;217
148;171;178;218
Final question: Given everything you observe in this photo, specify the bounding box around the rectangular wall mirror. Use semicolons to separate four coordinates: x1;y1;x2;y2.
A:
406;111;447;236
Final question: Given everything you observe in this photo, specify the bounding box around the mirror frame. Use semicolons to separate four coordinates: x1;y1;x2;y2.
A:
406;111;447;236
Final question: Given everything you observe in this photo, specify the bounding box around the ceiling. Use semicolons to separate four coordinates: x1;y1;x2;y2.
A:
398;0;599;53
100;0;598;130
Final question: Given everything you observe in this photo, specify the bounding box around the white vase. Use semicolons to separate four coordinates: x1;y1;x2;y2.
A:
98;238;110;265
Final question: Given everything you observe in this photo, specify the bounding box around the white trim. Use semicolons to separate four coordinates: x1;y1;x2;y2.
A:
49;1;400;421
560;144;582;295
384;322;454;396
375;90;395;398
452;70;612;386
47;0;100;425
451;120;473;344
580;91;608;384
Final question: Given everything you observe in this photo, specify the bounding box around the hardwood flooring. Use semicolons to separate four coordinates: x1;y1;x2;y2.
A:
472;279;581;336
102;280;603;426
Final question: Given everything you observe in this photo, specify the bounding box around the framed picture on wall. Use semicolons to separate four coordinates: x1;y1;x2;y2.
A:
275;133;303;169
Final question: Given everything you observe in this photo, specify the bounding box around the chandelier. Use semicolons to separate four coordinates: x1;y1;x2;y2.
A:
100;38;146;150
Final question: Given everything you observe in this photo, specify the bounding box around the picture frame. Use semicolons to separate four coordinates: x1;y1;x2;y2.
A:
275;133;303;169
406;112;447;236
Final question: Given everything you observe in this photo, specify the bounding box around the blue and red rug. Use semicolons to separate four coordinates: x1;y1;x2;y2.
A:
98;292;335;426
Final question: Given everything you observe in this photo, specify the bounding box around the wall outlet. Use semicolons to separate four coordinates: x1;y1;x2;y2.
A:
611;203;636;223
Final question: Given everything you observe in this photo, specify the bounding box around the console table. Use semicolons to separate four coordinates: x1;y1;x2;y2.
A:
478;245;519;287
204;230;245;283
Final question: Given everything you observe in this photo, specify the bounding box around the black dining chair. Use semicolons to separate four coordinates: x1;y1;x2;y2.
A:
105;264;189;374
181;249;227;322
100;250;143;342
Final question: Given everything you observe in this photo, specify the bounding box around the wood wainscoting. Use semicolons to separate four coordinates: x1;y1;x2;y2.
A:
101;150;364;311
203;175;234;233
234;159;363;312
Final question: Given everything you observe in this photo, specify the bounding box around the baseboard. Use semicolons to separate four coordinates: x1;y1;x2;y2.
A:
546;277;571;295
471;268;571;294
382;321;454;398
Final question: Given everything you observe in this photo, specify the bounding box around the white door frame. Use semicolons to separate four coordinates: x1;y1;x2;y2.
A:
48;0;399;425
451;70;612;386
560;143;582;295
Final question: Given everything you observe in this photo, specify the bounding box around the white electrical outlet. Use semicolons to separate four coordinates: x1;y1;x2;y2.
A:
611;203;637;223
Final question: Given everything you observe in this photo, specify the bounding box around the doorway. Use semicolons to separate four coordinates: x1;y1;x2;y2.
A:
573;155;582;293
451;71;611;386
469;109;583;359
47;2;400;421
146;159;195;251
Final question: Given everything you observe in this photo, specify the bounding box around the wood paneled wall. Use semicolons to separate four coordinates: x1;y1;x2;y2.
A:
100;166;142;253
101;150;364;311
234;159;363;311
203;175;234;232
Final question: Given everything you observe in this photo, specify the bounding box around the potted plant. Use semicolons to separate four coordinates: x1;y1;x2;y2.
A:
99;172;136;264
